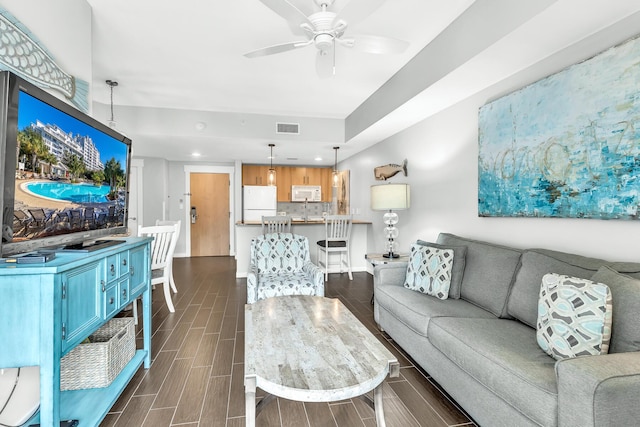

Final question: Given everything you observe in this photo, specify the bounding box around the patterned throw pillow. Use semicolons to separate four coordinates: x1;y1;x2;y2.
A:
536;273;613;361
404;243;453;299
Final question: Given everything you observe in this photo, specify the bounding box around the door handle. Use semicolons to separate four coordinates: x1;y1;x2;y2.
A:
191;206;198;224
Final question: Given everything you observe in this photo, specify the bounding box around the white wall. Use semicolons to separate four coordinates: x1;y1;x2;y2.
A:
342;16;640;263
136;158;238;257
1;0;93;109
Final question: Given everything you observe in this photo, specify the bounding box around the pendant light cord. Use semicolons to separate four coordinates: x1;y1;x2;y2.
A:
106;80;118;123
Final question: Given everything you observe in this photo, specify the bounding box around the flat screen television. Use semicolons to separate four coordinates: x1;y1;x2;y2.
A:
0;71;132;256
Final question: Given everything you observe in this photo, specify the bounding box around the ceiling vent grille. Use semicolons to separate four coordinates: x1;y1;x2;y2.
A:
276;122;300;134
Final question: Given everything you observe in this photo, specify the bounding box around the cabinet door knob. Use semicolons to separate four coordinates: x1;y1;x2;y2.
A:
101;280;106;292
122;289;127;298
122;259;127;266
109;297;114;305
110;264;116;275
130;266;135;276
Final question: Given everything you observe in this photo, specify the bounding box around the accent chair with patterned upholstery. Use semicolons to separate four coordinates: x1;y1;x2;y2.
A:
247;232;324;304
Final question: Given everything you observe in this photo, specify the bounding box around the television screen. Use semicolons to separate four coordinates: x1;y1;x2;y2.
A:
0;71;131;256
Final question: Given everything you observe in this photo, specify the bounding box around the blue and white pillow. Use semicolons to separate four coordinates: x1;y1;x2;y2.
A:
536;273;613;360
404;244;453;300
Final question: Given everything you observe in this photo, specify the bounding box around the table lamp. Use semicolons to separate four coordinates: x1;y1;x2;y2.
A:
370;183;410;258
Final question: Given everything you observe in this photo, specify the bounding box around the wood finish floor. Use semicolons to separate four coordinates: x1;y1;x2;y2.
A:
101;257;477;427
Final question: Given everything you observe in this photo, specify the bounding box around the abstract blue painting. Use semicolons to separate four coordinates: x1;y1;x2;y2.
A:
478;34;640;219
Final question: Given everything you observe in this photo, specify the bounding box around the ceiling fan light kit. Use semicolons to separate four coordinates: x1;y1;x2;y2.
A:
246;0;408;76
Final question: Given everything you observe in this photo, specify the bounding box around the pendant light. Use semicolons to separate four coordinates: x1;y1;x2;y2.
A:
106;79;118;129
332;146;339;187
268;143;276;186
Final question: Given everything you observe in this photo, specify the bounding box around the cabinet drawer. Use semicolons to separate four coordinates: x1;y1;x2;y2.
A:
104;284;119;319
119;277;130;307
119;250;130;277
106;254;119;283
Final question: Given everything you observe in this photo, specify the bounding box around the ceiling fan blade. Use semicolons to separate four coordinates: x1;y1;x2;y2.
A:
334;0;386;26
316;48;334;79
338;34;409;54
279;0;315;16
244;40;312;58
259;0;312;27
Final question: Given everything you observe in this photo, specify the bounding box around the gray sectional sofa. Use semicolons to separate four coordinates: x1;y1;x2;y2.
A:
373;233;640;427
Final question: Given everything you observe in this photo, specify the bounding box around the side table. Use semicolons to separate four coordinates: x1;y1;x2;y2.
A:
365;253;410;304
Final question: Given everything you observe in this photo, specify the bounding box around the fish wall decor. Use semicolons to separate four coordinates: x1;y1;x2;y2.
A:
374;159;408;180
0;8;89;112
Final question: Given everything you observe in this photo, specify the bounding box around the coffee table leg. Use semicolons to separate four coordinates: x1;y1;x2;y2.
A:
374;383;386;427
245;376;256;427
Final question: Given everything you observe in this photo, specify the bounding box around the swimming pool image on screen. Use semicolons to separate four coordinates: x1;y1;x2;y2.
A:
23;181;110;203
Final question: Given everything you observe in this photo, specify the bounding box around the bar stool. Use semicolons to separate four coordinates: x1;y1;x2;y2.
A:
317;215;353;280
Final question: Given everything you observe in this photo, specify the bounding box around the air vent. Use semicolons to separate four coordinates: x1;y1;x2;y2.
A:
276;122;300;134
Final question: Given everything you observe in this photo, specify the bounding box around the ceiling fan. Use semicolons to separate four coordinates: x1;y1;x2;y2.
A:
244;0;409;77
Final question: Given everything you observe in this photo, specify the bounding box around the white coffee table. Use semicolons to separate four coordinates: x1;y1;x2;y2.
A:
245;295;399;427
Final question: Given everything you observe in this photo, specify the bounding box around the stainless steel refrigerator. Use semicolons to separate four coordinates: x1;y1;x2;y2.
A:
243;185;277;222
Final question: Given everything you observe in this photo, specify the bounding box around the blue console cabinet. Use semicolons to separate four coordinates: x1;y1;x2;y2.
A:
0;237;153;426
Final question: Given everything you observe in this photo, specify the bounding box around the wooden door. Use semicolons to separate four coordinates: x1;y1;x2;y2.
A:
190;173;229;256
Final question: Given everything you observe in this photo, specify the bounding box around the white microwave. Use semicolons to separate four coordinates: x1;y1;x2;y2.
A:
291;185;322;202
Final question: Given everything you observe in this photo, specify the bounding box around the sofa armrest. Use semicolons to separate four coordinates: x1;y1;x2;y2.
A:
303;262;325;297
246;263;259;304
374;264;407;290
556;351;640;427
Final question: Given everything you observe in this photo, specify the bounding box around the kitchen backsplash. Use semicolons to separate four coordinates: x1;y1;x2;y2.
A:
277;202;332;219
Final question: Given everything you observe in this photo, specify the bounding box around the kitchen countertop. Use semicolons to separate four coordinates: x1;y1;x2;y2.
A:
235;220;372;278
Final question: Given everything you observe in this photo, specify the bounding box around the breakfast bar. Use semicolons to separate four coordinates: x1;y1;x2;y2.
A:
235;220;371;278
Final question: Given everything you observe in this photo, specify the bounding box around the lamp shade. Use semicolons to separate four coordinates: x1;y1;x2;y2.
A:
370;183;410;211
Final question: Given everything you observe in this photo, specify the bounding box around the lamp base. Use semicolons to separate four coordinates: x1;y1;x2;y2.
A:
383;252;400;259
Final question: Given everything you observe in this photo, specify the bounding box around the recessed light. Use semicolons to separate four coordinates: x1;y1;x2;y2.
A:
314;156;322;161
194;122;206;131
191;152;201;157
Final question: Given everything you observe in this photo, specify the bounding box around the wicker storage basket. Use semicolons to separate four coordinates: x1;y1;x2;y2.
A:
61;317;135;391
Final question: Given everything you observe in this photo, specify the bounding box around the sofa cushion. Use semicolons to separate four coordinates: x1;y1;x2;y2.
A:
417;240;467;299
591;266;640;353
428;317;557;427
375;285;495;338
507;250;605;328
436;233;522;317
537;273;613;360
256;272;321;301
404;243;453;299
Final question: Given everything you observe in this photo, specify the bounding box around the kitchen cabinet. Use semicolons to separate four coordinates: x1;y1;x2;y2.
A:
321;168;335;202
242;165;271;186
290;167;325;186
275;166;292;202
243;164;334;201
0;237;152;427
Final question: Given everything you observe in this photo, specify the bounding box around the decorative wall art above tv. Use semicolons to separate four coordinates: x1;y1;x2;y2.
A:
478;34;640;220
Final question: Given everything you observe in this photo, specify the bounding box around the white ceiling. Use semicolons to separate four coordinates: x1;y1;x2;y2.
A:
85;0;640;166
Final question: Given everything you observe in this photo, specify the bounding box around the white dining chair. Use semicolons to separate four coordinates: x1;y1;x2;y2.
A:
261;215;291;234
155;219;181;293
133;223;179;322
317;215;353;281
